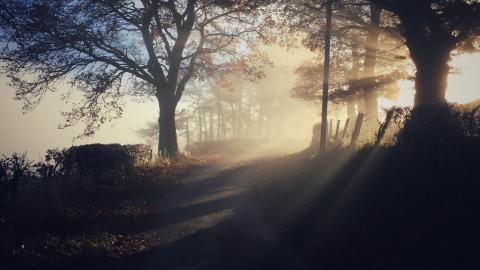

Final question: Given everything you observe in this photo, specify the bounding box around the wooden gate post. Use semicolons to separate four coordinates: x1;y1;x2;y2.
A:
375;109;395;145
350;113;365;146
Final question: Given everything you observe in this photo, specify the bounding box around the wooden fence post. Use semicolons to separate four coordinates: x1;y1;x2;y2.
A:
350;113;364;146
342;118;350;139
334;119;341;142
375;109;394;146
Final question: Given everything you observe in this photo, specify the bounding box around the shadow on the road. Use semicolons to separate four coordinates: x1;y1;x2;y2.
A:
72;193;245;235
6;153;317;270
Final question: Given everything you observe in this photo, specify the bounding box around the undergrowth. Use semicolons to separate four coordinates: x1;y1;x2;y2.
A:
253;104;480;269
0;152;215;266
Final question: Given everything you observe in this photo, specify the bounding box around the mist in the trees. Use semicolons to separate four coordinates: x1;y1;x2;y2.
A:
1;1;480;269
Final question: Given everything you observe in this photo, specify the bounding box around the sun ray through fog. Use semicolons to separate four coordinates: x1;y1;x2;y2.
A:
379;52;480;111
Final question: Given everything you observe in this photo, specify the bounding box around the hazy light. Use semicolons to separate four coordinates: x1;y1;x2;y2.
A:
446;52;480;104
379;52;480;112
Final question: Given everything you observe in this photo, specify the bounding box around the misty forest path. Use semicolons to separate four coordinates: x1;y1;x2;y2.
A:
115;153;306;270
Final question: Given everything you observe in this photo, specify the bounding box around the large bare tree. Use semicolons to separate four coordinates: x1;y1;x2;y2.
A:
0;0;266;157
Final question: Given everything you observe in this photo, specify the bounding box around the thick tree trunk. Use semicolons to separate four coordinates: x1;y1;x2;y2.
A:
158;98;179;158
413;50;450;105
363;5;382;132
357;98;366;115
402;16;453;106
347;101;356;121
347;38;360;133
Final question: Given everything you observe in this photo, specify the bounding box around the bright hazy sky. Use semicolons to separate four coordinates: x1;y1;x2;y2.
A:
1;49;479;159
0;45;317;159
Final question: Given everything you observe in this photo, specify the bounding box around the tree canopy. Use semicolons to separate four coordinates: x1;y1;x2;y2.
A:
0;0;268;156
368;0;480;104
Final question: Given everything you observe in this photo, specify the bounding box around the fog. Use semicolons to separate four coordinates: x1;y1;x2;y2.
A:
1;47;480;159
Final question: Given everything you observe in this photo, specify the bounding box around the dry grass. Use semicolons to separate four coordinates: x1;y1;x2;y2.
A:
133;154;217;183
0;155;218;266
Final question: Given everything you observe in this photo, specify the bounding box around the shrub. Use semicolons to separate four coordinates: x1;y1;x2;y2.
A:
123;144;153;164
0;157;7;182
0;144;152;185
0;152;35;183
61;144;151;184
375;104;480;147
36;148;68;180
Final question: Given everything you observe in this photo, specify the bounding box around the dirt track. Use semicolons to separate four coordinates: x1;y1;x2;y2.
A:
111;153;308;270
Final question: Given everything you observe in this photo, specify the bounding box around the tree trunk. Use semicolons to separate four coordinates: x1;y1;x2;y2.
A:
222;112;226;139
217;105;222;140
158;98;179;158
230;103;236;138
209;109;214;141
363;5;382;131
412;49;450;105
357;98;366;115
401;16;453;106
186;118;190;146
197;100;203;142
347;36;360;134
202;111;208;140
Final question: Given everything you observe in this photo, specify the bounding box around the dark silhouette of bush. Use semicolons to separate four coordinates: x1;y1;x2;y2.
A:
253;104;480;269
0;157;7;182
397;104;464;148
62;144;151;184
36;148;68;180
376;104;480;147
0;144;152;186
0;152;35;184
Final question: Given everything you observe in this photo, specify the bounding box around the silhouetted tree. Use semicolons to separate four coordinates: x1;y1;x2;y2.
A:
0;0;266;157
368;0;480;105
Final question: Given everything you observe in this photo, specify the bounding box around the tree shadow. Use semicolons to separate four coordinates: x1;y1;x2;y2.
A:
4;152;325;270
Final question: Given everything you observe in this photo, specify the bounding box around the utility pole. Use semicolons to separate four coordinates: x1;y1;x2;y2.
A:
319;0;333;153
